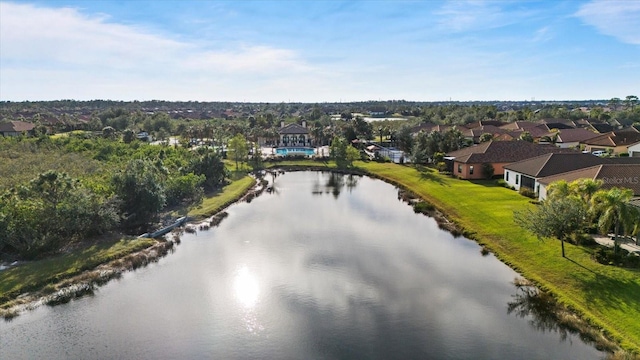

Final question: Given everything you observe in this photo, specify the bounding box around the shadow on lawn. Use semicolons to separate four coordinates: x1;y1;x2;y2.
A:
581;271;640;314
565;255;640;313
415;165;447;185
566;257;598;275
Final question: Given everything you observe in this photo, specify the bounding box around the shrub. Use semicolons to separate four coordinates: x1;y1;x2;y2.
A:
413;201;435;214
496;179;508;187
519;187;536;199
481;163;494;179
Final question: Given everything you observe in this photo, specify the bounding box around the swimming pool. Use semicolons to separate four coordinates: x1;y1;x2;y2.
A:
276;147;315;156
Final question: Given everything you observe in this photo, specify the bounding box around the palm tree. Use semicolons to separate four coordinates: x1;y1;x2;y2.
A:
591;188;639;255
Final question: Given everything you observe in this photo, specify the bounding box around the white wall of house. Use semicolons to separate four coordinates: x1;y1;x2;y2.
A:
538;184;549;201
504;170;520;190
557;141;579;149
629;142;640;157
504;170;542;194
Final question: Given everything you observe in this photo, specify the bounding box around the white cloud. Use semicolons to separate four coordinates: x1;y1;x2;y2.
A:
575;0;640;45
0;2;314;101
532;26;552;43
434;0;529;33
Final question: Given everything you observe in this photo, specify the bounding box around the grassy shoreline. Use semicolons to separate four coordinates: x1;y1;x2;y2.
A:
1;161;638;354
265;160;639;353
0;175;257;315
353;161;639;353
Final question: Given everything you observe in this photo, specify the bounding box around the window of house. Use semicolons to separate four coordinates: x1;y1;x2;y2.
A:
505;172;509;181
516;175;519;185
469;165;474;175
458;164;462;173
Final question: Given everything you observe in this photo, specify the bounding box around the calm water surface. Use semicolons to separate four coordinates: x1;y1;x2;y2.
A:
1;172;604;359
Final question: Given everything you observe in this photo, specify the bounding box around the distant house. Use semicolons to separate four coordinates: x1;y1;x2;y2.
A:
538;164;640;201
628;141;640;158
278;121;311;147
581;129;640;155
503;153;606;194
0;121;36;137
445;140;571;180
540;128;601;148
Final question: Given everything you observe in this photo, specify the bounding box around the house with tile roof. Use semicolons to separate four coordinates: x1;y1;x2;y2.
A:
278;121;311;147
445;140;572;180
581;129;640;155
538;164;640;201
540;128;601;149
503;153;607;193
0;121;36;137
628;141;640;158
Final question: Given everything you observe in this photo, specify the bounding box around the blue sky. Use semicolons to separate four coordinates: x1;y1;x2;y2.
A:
1;0;638;102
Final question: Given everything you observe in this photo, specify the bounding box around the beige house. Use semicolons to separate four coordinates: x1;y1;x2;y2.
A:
581;129;640;155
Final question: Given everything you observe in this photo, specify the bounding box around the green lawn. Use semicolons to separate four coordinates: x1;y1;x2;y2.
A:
0;238;156;305
2;160;637;351
187;175;256;220
357;161;640;352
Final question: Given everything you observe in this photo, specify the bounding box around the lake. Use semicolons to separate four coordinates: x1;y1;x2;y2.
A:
0;172;604;359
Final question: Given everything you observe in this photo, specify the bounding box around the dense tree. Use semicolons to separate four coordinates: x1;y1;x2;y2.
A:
479;133;493;143
330;136;359;168
0;171;118;258
519;131;534;142
189;147;228;190
514;195;587;257
228;133;249;170
625;95;638;110
591;188;639;255
112;159;166;231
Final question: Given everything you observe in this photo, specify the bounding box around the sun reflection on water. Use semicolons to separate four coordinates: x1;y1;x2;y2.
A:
234;266;259;309
233;266;264;334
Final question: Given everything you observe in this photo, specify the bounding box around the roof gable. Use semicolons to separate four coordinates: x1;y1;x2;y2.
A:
0;121;36;132
278;123;309;135
539;164;640;196
555;128;600;143
504;153;606;177
447;140;574;164
582;130;640;147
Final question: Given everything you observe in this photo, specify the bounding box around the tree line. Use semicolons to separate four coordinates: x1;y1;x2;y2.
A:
0;135;228;259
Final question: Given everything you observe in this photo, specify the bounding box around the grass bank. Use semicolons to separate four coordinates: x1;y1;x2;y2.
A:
0;237;156;307
0;174;256;313
187;175;256;220
356;161;639;352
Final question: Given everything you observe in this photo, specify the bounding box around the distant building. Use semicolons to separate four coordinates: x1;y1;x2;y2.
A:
0;121;36;137
278;121;311;147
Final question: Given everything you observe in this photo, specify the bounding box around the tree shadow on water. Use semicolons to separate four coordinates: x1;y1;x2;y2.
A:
507;278;619;353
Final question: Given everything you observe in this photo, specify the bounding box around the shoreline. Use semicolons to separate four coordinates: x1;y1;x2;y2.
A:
0;166;632;356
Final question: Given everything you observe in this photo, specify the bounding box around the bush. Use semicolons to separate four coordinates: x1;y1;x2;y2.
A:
413;201;435;214
594;246;640;268
496;179;508;187
481;163;494;179
519;187;536;199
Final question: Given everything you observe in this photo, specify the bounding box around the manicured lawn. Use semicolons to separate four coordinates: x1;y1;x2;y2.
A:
0;238;156;305
187;175;256;220
357;161;640;352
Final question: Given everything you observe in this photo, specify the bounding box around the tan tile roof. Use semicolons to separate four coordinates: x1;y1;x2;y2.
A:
538;164;640;195
0;120;35;133
504;153;606;177
447;140;574;164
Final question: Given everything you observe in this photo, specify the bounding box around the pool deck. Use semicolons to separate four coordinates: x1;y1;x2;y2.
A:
260;146;330;158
